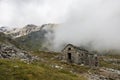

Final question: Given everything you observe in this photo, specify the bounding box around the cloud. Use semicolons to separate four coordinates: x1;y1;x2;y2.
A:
0;0;120;52
53;0;120;51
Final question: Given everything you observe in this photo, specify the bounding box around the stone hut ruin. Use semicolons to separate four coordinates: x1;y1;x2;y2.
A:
61;44;98;67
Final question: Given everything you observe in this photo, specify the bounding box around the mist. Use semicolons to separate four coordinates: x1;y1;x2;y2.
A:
0;0;120;52
53;0;120;52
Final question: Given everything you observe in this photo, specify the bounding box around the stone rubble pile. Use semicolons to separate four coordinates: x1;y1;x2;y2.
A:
105;68;120;75
0;44;38;62
98;68;120;80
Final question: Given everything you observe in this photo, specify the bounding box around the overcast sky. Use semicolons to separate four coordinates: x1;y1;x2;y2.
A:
0;0;120;51
0;0;73;27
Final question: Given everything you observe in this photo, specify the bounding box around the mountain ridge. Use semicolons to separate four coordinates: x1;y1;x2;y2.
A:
0;23;57;39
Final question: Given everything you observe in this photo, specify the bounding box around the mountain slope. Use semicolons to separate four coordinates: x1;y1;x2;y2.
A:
15;24;56;51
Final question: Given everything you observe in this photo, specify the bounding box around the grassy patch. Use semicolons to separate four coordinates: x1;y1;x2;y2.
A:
0;59;86;80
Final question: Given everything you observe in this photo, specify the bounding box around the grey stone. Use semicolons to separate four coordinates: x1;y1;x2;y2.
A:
0;43;38;62
61;44;99;67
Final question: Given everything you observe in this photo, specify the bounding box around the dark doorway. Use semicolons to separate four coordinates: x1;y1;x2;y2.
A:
95;62;98;67
68;53;72;62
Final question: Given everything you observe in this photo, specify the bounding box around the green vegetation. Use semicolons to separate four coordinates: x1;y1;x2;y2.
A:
0;59;86;80
15;30;47;51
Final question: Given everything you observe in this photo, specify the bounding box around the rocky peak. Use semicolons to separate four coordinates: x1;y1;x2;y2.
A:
6;24;40;38
23;24;38;31
24;24;37;28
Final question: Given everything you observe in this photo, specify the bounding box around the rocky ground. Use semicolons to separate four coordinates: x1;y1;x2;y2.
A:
0;43;38;63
